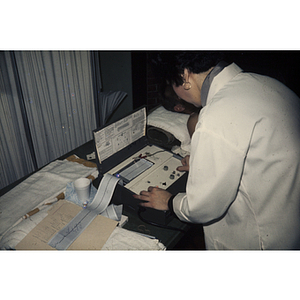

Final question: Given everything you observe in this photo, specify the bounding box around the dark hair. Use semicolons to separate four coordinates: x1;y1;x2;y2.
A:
149;51;225;86
159;83;198;113
158;84;179;111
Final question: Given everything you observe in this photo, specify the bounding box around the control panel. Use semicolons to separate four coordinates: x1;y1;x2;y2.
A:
105;145;185;194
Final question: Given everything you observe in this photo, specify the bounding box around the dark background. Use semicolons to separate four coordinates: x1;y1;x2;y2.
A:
131;50;300;110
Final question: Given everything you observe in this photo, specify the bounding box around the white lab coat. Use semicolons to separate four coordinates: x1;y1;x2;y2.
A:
173;63;300;250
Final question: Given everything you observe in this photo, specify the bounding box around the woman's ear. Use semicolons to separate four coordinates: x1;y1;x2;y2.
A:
182;68;190;83
182;68;192;90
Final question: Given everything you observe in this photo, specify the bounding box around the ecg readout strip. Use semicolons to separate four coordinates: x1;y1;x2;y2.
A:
101;204;122;220
48;174;120;250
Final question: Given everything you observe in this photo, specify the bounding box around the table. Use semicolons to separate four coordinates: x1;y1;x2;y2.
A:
1;139;204;249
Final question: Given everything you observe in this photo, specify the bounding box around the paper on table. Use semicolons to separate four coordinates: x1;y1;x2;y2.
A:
15;200;118;250
48;173;120;250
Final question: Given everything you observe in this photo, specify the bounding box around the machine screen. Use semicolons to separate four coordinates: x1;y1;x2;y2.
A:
114;158;154;184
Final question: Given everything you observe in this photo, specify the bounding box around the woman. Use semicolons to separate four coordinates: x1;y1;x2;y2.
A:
134;51;300;250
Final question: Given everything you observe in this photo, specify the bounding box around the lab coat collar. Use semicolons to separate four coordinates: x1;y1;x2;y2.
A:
201;61;229;107
205;63;243;106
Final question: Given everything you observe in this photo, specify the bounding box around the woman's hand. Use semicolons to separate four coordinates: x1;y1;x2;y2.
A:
133;186;172;211
176;155;190;172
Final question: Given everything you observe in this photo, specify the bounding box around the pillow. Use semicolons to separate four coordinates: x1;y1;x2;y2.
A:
147;106;191;153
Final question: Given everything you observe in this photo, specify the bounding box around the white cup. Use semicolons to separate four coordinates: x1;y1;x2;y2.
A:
74;178;91;202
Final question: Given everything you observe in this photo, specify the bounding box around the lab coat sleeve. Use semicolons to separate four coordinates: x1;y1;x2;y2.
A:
172;127;247;224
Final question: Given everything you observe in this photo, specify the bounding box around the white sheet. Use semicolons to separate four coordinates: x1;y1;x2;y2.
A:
0;159;98;238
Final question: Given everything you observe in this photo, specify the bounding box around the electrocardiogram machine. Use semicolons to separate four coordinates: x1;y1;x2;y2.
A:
93;107;187;225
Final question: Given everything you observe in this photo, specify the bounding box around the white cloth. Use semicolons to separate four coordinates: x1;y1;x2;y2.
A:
0;159;98;238
173;63;300;250
147;106;191;152
102;227;166;250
